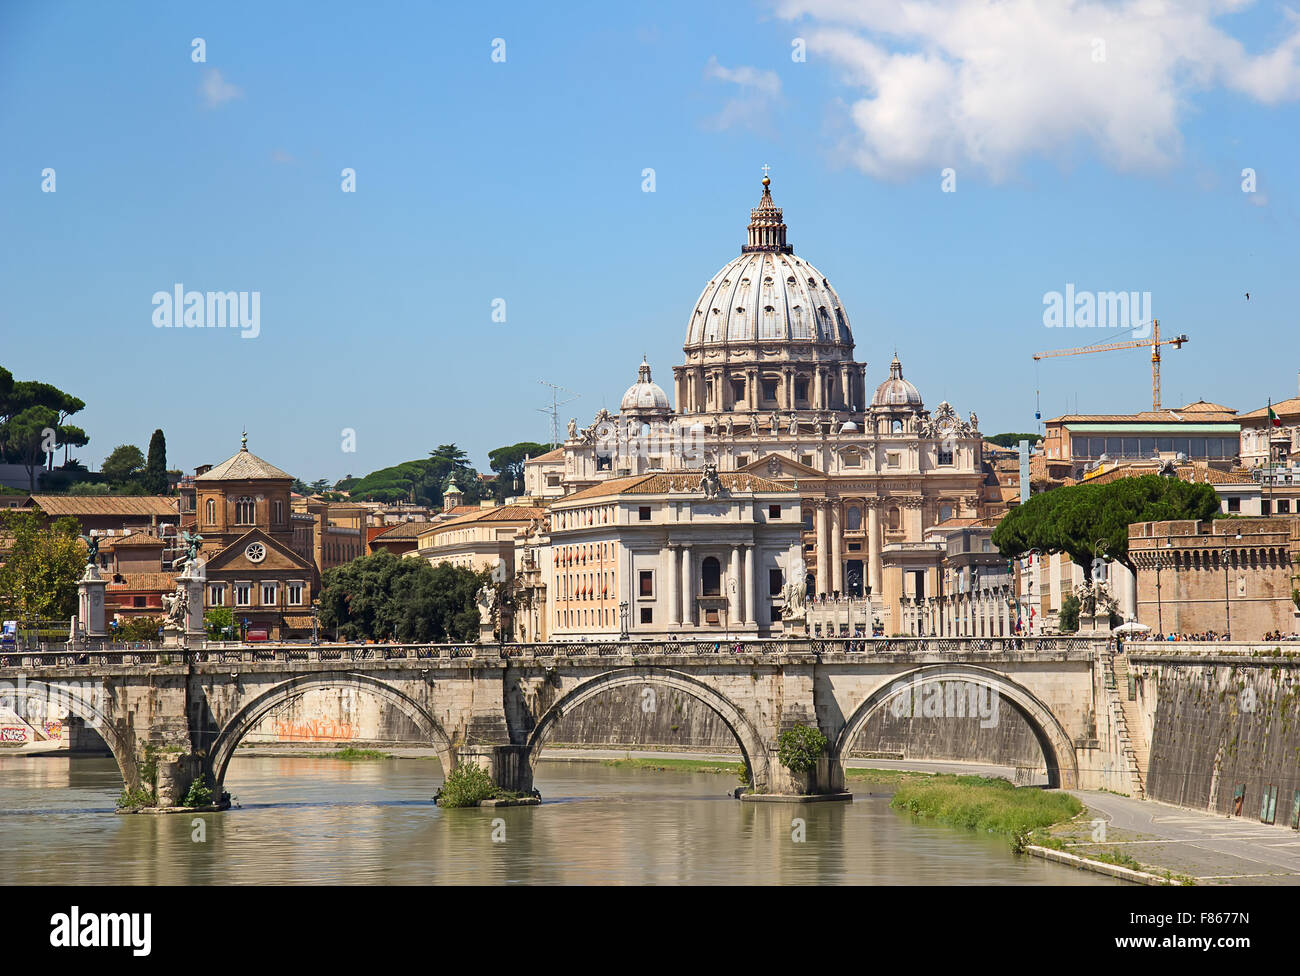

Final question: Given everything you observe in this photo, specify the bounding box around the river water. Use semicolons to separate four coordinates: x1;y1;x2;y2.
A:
0;755;1117;885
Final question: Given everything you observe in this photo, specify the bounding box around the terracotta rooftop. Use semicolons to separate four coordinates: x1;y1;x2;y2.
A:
529;448;564;463
26;495;179;517
1084;460;1256;486
371;520;434;540
558;472;792;502
195;443;293;482
105;572;178;591
1240;396;1300;420
424;505;548;532
106;532;168;547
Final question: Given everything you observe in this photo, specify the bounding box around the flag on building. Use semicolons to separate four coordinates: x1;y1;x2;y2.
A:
1269;401;1281;427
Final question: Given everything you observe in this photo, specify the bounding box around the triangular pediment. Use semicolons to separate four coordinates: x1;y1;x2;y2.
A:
737;452;826;481
204;529;314;574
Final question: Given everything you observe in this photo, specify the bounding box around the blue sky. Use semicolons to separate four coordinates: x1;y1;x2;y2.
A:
2;0;1297;482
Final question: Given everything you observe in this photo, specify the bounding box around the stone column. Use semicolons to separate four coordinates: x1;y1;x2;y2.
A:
680;544;694;626
867;501;882;598
813;369;823;411
728;546;741;625
830;502;843;596
76;565;107;640
783;367;794;410
815;501;830;598
744;545;756;627
669;546;682;625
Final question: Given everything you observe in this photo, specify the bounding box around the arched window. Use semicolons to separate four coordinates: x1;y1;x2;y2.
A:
273;499;283;525
205;498;216;525
888;507;901;531
235;496;255;525
701;557;721;597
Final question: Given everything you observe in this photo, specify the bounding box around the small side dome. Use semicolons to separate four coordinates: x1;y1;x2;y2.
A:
620;357;671;413
872;355;923;408
840;420;860;433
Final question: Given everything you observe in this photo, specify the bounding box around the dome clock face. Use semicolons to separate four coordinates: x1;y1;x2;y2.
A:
245;542;267;564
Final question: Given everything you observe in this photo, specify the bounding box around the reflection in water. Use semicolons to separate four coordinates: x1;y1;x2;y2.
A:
0;756;1118;885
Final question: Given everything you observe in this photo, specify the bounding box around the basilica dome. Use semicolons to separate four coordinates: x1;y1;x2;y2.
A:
683;178;854;354
872;355;923;409
620;357;670;413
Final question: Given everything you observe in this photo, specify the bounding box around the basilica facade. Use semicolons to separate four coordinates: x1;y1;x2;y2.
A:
521;176;986;636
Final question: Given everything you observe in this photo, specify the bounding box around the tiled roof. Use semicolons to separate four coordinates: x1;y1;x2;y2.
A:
1084;461;1256;486
372;520;434;540
426;505;548;531
1047;406;1238;423
105;572;177;591
1239;396;1300;420
195;447;293;482
27;495;179;517
107;532;168;547
529;448;564;462
559;472;792;502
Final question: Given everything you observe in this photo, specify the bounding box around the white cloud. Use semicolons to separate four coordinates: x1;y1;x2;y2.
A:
774;0;1300;179
200;68;243;109
704;55;783;130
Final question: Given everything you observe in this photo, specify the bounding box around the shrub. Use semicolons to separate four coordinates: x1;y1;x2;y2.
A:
777;723;828;774
182;774;214;808
436;762;498;808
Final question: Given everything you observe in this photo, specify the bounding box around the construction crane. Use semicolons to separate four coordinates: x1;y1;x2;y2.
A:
1033;319;1189;411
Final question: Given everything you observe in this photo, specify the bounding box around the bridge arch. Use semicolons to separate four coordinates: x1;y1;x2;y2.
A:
12;679;135;789
207;671;455;791
832;664;1079;789
526;667;771;792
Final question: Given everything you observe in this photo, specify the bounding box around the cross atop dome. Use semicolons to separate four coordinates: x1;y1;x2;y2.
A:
742;168;792;255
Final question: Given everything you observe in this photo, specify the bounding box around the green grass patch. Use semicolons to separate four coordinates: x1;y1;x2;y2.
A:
599;757;741;775
890;774;1082;848
324;747;391;761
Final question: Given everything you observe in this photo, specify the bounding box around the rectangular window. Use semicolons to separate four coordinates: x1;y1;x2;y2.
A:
640;607;653;624
888;452;901;468
762;379;778;401
800;455;813;467
234;583;252;607
638;506;651;521
769;568;783;596
546;474;561;487
288;582;304;605
1279;500;1292;514
769;504;781;519
795;379;809;401
133;596;146;608
261;582;278;606
1227;497;1241;513
731;379;745;402
737;456;749;468
639;570;654;598
937;449;953;465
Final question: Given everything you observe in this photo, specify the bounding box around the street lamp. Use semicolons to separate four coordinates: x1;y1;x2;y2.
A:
310;601;319;646
1222;531;1242;639
1090;539;1109;619
1155;538;1172;637
1024;548;1043;636
618;600;628;640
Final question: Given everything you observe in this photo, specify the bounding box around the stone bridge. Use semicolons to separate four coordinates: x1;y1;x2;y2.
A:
0;636;1136;805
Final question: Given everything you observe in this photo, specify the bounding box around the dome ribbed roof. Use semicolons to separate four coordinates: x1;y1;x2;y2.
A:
684;178;853;352
872;355;923;408
620;358;670;412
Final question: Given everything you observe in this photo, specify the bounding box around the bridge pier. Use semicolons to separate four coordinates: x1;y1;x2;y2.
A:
457;744;534;795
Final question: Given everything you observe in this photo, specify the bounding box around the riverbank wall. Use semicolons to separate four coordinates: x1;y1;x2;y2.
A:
1127;644;1300;822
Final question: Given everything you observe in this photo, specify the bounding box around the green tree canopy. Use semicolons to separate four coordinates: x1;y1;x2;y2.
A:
0;510;84;619
101;444;146;486
991;474;1221;577
985;432;1040;448
5;405;59;491
142;429;168;494
488;441;549;497
317;550;486;642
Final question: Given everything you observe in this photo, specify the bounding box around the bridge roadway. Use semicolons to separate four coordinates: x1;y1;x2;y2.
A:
0;636;1127;806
